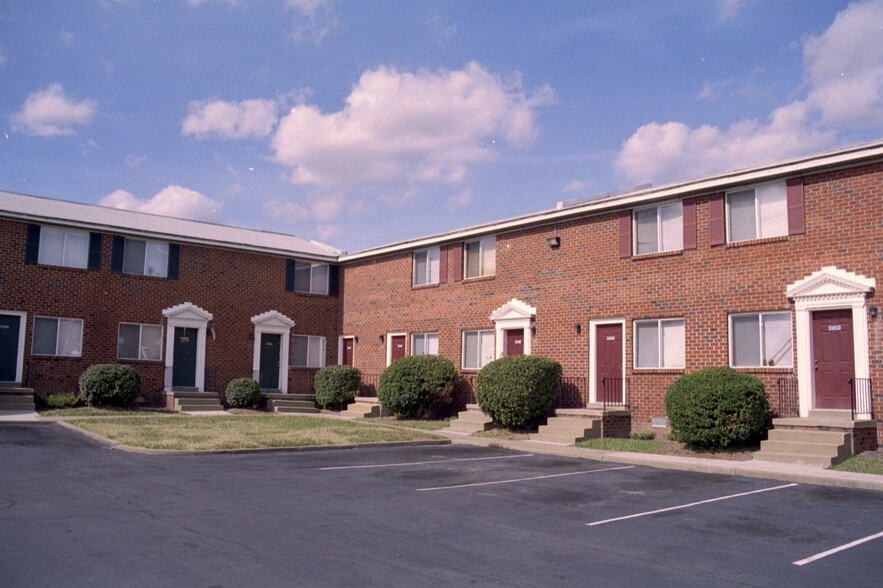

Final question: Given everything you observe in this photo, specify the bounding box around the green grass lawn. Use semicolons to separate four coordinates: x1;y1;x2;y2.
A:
38;406;155;417
831;453;883;475
66;414;443;451
575;438;664;454
367;417;452;431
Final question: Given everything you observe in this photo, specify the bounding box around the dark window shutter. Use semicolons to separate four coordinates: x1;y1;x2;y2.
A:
285;259;295;292
328;265;340;297
786;178;805;235
25;225;40;264
618;210;632;258
111;236;125;273
439;246;448;284
451;243;463;281
709;192;726;246
87;233;102;271
167;244;180;279
682;198;697;250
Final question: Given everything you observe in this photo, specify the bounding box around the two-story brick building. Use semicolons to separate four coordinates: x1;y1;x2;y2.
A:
1;141;881;454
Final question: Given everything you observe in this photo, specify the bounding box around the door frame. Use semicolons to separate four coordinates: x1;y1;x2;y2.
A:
490;298;536;359
386;332;407;366
786;267;874;418
338;335;356;367
0;311;27;384
163;303;213;392
251;310;294;393
589;318;626;404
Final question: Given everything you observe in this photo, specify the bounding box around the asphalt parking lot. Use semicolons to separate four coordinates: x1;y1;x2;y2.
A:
1;424;882;587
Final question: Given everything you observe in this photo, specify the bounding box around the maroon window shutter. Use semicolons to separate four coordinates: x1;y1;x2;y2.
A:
786;178;805;235
451;242;463;281
682;198;697;250
708;192;725;246
439;246;448;284
618;210;632;258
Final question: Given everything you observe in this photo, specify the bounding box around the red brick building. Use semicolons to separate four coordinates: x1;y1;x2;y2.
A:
1;141;881;451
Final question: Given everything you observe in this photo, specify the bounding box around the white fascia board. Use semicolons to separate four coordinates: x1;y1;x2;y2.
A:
341;140;883;263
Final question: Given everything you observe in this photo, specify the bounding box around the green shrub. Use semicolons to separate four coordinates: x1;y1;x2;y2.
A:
314;365;361;410
377;355;457;418
629;430;656;441
664;367;770;448
476;356;562;429
79;364;141;407
225;378;262;408
46;393;79;409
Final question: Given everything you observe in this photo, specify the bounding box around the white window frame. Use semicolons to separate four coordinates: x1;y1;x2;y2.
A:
32;316;83;357
412;247;440;286
728;311;793;368
633;201;683;255
291;335;326;368
411;332;439;356
123;238;169;277
726;181;788;243
38;226;90;269
462;329;495;371
293;261;329;295
633;318;685;369
117;323;163;361
464;236;496;279
385;332;407;366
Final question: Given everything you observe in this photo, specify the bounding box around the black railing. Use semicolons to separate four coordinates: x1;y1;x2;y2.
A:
600;377;629;411
253;369;280;392
849;377;873;420
776;377;800;418
358;372;381;397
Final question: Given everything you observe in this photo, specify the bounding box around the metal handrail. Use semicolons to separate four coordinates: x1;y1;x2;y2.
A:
848;377;873;420
600;377;629;411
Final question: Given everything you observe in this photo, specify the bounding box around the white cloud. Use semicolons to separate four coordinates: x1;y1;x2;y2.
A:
446;189;472;211
271;62;554;189
427;15;456;42
717;0;745;22
59;31;74;45
186;0;243;7
286;0;335;44
315;224;343;242
562;180;587;193
285;0;328;17
11;84;96;137
263;199;310;223
100;186;222;221
181;98;278;139
262;193;342;224
125;153;148;167
616;0;883;185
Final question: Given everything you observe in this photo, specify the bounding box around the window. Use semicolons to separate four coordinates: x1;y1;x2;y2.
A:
727;182;787;243
462;330;495;370
413;247;440;286
291;335;326;368
464;236;496;278
117;323;163;361
634;202;682;255
412;333;439;356
33;317;83;357
634;319;685;368
730;312;793;368
122;239;169;277
37;227;89;269
294;261;329;295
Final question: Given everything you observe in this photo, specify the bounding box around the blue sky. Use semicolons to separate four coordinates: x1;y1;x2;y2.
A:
2;0;882;253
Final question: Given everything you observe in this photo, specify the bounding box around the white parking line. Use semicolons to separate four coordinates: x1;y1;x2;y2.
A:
587;483;798;526
416;465;635;492
319;453;534;471
793;530;883;566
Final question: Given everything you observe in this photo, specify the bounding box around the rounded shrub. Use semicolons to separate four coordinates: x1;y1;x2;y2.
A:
225;378;261;408
314;365;361;410
476;355;562;429
46;393;79;409
377;355;457;418
79;364;141;407
664;367;770;448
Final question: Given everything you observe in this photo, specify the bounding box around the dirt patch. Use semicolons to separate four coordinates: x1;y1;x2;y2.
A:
651;438;757;461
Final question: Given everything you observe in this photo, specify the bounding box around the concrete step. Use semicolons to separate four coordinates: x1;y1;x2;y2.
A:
0;388;35;411
175;397;222;406
0;403;37;411
766;429;847;444
531;417;600;445
275;406;320;414
341;399;382;418
530;433;594;446
755;429;851;467
751;452;837;467
177;403;224;412
446;407;494;434
808;409;853;421
760;440;844;458
273;400;317;410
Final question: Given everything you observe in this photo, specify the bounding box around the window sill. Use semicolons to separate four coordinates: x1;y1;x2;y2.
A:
118;358;163;363
726;235;788;248
632;368;685;374
462;275;496;284
632;249;683;261
731;366;794;373
411;282;440;291
289;290;331;297
32;355;83;360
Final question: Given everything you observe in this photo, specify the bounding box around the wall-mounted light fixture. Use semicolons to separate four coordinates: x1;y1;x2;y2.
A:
354;336;359;344
530;325;537;336
379;334;385;343
870;307;878;318
575;324;582;335
248;332;255;340
546;236;561;248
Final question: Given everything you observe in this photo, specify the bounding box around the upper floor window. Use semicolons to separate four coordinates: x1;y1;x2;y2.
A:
462;329;495;370
413;247;440;286
730;311;793;368
294;261;329;295
291;335;326;368
727;182;787;243
38;227;89;268
412;333;439;356
117;323;163;361
33;317;83;357
465;236;496;278
634;318;685;368
634;202;682;255
122;238;169;277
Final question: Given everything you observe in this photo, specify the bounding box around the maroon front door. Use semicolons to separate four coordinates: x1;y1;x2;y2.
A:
812;309;854;409
595;324;623;404
390;335;406;362
342;337;355;367
505;329;524;356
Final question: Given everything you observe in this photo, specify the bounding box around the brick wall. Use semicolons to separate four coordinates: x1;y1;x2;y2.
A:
341;162;883;442
0;220;340;404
